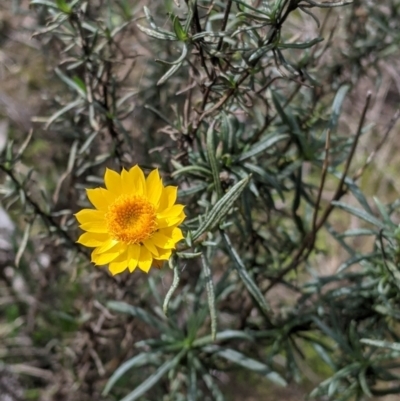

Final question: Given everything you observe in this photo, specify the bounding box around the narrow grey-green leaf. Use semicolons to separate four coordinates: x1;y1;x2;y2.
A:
163;262;180;316
193;175;250;240
15;221;33;267
45;99;82;129
331;201;385;228
204;345;287;386
156;44;188;66
358;367;372;397
107;301;167;331
248;43;274;62
278;37;323;49
337;252;379;272
187;352;198;401
30;0;59;8
329;85;350;130
55;68;86;98
374;197;396;228
201;253;217;340
221;232;271;315
120;350;186;401
206;122;222;198
192;358;226;401
238;133;289;161
360;338;400;352
157;62;183;85
102;353;160;395
136;24;177;41
271;91;308;155
171;165;212;178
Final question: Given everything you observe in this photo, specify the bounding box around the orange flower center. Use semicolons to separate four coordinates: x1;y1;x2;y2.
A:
105;195;157;244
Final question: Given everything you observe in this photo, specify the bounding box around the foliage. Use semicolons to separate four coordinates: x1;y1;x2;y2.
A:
1;0;400;400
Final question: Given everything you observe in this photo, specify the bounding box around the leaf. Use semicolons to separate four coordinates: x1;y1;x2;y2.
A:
156;44;188;66
136;24;177;41
45;98;82;129
119;350;186;401
337;228;377;238
56;0;71;13
171;165;212;179
311;316;352;354
187;352;198;401
221;232;271;315
331;201;385;228
55;68;86;98
328;173;373;214
206;122;222;198
248;43;274;62
358;367;372;397
173;15;187;41
243;162;284;197
278;37;323;49
192;357;226;401
201;253;217;340
30;0;59;9
204;345;287;386
360;338;400;352
271;91;308;156
374;197;396;228
329;85;350;130
163;262;180;316
337;252;379;272
238;133;289;161
102;353;161;395
157;62;184;85
107;301;167;331
193;175;250;240
15;221;33;267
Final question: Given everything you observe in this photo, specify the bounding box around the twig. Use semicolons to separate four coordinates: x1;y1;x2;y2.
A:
312;128;331;233
265;92;372;292
0;164;89;260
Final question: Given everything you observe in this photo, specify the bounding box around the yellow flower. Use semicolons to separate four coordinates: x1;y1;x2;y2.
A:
75;166;185;275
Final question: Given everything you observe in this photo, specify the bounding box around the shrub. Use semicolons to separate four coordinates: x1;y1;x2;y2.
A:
1;0;400;400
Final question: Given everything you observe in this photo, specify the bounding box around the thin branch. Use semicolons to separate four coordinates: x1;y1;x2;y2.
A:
265;92;372;292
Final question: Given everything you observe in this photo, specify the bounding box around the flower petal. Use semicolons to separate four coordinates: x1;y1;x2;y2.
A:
151;232;176;249
80;221;108;233
143;238;159;256
128;165;146;195
86;188;114;210
158;186;177;212
75;209;105;224
138;246;152;273
157;204;185;219
169;227;184;243
127;244;140;272
157;227;184;247
146;169;162;207
108;251;131;275
92;243;126;265
157;211;186;229
109;260;128;275
104;168;122;194
92;250;119;265
95;238;120;254
120;168;130;192
154;247;172;260
77;232;109;247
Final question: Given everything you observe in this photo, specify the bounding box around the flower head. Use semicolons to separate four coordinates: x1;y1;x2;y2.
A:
75;166;185;275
